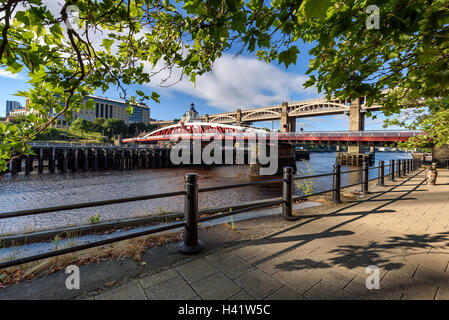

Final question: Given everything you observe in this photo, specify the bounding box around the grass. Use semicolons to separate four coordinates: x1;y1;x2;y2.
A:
88;214;101;225
0;231;182;288
36;127;109;144
295;160;315;196
226;208;236;230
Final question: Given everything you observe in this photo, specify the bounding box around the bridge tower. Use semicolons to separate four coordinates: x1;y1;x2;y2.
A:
236;109;242;126
280;102;296;133
348;97;365;154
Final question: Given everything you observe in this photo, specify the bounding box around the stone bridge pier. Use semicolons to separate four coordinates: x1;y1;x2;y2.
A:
348;98;365;154
336;97;374;165
280;102;296;133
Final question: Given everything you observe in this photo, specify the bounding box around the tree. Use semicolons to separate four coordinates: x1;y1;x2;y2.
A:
92;118;105;132
243;0;449;148
0;0;236;171
128;122;151;137
102;118;127;138
70;118;93;136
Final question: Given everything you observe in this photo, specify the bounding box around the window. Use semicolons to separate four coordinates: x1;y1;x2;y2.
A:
105;104;108;118
95;103;99;117
100;104;104;117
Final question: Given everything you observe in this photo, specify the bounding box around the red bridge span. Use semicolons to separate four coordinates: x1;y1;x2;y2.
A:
123;122;424;146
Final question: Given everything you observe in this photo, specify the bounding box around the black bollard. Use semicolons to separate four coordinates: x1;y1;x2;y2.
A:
389;159;395;181
377;160;385;186
360;161;369;194
282;167;294;219
178;173;204;254
333;164;342;203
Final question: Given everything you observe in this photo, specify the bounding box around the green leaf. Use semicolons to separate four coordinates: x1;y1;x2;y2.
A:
85;99;96;109
102;39;114;53
278;46;300;68
300;0;332;19
151;92;160;103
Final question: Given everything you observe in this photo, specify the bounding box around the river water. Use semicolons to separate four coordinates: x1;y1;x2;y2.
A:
0;152;411;236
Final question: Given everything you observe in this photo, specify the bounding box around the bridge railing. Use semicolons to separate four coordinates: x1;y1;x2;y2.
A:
0;158;422;270
131;130;424;141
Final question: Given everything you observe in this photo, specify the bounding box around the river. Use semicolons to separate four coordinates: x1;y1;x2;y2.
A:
0;152;411;236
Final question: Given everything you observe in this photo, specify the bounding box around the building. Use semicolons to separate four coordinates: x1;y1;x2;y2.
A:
53;95;151;128
6;100;23;116
180;103;201;123
6;108;39;122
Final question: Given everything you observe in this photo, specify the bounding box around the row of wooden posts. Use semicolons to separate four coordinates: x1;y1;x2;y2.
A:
7;147;171;175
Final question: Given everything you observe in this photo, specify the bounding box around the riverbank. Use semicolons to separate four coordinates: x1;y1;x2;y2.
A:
3;168;448;299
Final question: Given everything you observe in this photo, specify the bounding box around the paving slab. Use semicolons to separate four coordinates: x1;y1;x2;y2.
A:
190;272;241;300
95;280;147;300
234;269;283;299
145;276;198;300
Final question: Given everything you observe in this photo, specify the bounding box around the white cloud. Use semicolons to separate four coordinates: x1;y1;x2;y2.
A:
146;54;319;111
0;69;23;80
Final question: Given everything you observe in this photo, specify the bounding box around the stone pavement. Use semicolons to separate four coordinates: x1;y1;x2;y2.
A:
92;169;449;300
2;168;449;300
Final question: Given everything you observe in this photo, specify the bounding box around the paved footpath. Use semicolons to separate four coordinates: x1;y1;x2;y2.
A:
2;168;449;300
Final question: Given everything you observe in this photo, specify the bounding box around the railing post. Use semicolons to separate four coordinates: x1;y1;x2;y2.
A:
178;173;204;254
361;161;369;194
397;159;402;178
282;167;294;219
389;159;395;181
377;160;385;186
332;164;342;203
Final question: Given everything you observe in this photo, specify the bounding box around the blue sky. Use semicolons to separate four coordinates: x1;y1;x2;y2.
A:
0;2;396;132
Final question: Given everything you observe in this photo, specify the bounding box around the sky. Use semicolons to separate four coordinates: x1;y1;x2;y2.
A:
0;1;398;132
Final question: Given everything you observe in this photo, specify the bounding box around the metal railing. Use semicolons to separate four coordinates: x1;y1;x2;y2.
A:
0;158;422;270
29;142;164;149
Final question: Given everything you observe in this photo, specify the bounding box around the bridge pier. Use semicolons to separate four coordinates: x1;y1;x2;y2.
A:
347;98;365;154
337;97;371;165
248;142;296;176
236;109;242;126
280;102;296;133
